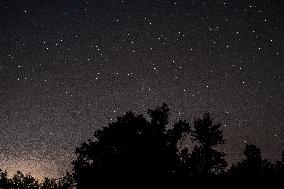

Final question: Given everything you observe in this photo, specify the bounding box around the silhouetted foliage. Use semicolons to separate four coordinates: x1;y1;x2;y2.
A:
0;170;75;189
187;113;227;176
0;103;283;188
72;103;190;187
57;172;75;189
0;169;9;188
274;150;284;175
9;171;39;189
228;144;276;176
41;178;58;189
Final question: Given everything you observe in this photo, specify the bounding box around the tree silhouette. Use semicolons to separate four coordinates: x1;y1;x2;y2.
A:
187;113;227;176
275;150;284;175
10;171;40;189
0;170;75;189
72;103;190;187
57;172;75;189
41;177;58;189
228;144;276;176
281;150;284;172
0;169;10;188
1;104;283;188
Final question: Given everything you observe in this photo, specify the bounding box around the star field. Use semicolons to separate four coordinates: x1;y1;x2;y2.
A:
0;0;283;179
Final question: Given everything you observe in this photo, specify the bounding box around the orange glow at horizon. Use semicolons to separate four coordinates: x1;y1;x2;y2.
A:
2;158;60;181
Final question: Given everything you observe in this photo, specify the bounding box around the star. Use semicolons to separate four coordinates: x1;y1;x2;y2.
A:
0;0;282;179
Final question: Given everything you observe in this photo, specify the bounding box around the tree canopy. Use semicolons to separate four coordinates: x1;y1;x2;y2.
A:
72;103;191;186
0;103;283;188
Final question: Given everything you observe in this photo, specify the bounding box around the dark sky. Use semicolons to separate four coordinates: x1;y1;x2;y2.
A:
0;0;283;179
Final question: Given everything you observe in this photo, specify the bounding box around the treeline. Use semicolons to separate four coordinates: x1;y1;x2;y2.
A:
0;104;283;188
0;171;74;189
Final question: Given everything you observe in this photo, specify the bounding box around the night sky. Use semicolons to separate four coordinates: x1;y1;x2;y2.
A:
0;0;283;179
